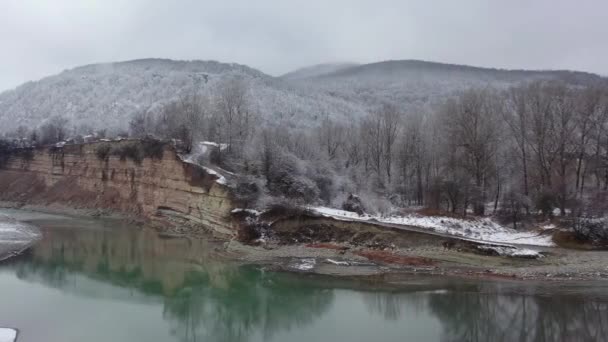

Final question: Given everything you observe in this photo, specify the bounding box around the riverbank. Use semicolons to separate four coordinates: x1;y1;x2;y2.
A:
3;206;608;282
226;238;608;282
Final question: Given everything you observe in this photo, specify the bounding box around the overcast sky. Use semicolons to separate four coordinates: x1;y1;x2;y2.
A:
1;0;607;91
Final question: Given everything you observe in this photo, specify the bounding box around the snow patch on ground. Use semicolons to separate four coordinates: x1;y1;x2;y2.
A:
178;153;228;186
0;328;17;342
312;207;375;220
325;258;350;266
477;245;543;258
541;223;556;230
290;258;316;271
202;167;228;185
201;141;228;151
231;208;262;216
311;206;554;247
186;141;228;162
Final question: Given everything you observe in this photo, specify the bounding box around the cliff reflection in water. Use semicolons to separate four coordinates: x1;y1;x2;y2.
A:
8;226;334;342
5;225;608;342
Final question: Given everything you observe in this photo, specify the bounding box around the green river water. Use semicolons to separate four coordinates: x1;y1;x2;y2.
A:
0;209;607;342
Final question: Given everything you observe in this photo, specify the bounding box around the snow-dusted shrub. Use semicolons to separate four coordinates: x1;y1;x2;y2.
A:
357;192;392;215
573;217;608;243
95;143;112;161
535;191;557;217
140;138;165;159
570;191;608;243
0;140;16;168
266;150;320;203
39;116;69;145
497;190;531;229
208;145;224;166
129;111;148;138
307;164;335;204
341;194;365;215
0;139;35;169
264;197;312;217
233;176;263;207
283;176;320;203
111;143;143;164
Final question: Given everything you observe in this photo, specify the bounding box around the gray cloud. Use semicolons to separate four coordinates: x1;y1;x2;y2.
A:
1;0;607;91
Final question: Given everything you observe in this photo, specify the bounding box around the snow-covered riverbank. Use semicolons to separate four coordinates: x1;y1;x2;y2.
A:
310;207;554;247
0;215;41;260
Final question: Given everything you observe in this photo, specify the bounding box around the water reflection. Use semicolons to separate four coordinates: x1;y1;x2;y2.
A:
163;269;332;342
428;287;608;342
7;226;333;342
363;291;427;320
363;284;608;342
2;223;608;342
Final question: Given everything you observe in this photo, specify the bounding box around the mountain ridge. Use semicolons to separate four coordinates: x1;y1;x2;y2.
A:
1;58;605;134
288;59;605;83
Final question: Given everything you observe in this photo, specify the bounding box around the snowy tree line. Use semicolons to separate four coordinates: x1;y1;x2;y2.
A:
123;77;608;226
3;76;608;233
222;79;608;226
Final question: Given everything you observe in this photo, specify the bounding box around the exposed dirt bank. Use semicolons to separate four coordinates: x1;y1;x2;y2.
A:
216;213;608;281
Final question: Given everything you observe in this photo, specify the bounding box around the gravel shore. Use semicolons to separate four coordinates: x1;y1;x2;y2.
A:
226;238;608;281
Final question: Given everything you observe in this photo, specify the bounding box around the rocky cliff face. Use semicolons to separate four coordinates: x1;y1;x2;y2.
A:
0;141;236;236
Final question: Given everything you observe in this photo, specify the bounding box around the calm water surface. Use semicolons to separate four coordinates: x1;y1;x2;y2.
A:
0;210;607;342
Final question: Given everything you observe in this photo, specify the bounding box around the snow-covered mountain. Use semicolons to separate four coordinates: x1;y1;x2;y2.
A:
280;62;359;81
283;59;606;112
0;58;604;133
0;59;365;133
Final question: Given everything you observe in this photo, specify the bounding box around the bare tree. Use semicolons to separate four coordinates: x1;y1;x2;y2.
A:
443;89;501;215
129;110;149;138
214;76;253;158
39;116;69;145
380;104;401;184
503;85;531;198
317;114;345;160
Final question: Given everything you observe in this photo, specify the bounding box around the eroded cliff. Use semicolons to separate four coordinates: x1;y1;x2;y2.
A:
0;141;236;235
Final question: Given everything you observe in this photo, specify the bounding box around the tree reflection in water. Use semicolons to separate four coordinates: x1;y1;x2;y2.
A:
363;282;608;342
428;288;608;341
8;226;334;342
163;269;333;342
6;224;608;342
363;290;427;320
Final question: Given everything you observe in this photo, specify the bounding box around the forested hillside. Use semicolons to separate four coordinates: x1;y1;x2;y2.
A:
2;58;608;241
0;59;365;133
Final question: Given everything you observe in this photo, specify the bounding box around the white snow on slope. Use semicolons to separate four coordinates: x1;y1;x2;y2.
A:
0;328;17;342
477;246;543;258
231;208;262;216
311;207;554;247
179;150;228;185
202;167;228;185
201;141;228;151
